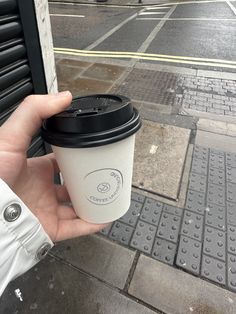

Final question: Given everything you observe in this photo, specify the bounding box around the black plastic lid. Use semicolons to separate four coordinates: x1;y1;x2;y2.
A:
42;94;142;148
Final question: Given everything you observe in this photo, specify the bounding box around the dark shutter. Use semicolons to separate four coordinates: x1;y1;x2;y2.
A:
0;0;48;157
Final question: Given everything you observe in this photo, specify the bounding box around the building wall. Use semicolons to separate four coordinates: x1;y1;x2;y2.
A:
34;0;58;94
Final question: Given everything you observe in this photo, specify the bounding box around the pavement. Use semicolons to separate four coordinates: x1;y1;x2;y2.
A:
50;0;170;6
1;55;236;314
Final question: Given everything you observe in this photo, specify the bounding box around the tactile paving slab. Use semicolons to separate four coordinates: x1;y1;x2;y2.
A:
201;255;226;285
181;210;204;241
193;145;209;161
207;183;225;207
109;221;134;246
189;172;207;193
226;152;236;168
191;157;208;176
100;224;113;236
228;254;236;292
205;203;226;231
119;200;143;227
140;198;163;226
151;238;177;265
227;225;236;255
209;167;225;186
130;221;157;254
227;202;236;226
185;190;206;215
227;182;236;203
176;235;202;275
203;226;226;261
226;166;236;184
157;212;181;243
209;152;225;169
131;191;145;203
163;204;183;217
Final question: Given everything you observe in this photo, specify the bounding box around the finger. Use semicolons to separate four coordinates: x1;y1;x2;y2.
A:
39;153;60;174
56;186;71;203
0;91;72;153
55;219;109;241
57;205;77;220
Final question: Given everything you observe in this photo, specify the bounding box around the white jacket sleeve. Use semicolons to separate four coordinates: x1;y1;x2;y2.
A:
0;178;54;296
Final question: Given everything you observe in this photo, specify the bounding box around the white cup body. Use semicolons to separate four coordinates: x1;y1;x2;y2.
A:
52;135;135;223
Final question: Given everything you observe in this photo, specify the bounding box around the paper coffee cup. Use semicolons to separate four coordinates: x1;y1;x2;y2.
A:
42;94;141;224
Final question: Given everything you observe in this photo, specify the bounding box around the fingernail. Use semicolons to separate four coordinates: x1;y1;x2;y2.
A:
55;91;71;97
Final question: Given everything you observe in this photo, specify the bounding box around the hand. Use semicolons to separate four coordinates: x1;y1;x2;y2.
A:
0;92;108;242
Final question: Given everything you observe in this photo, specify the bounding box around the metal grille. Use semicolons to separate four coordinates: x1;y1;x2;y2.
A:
0;0;47;157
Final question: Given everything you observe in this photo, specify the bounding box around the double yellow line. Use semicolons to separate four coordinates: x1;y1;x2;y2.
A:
54;47;236;69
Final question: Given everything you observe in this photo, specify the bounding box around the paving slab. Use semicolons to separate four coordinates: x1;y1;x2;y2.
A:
209;167;225;186
100;223;113;236
129;255;236;314
176;235;202;275
227;202;236;226
163;203;183;217
201;255;226;286
133;120;190;200
180;210;204;242
131;191;146;203
151;238;177;265
191;157;208;176
0;256;157;314
207;183;225;207
227;225;236;255
51;234;135;289
226;152;236;168
67;77;112;96
228;254;236;292
157;212;181;243
185;189;206;215
119;199;143;227
130;221;157;254
109;221;134;246
140;198;163;225
197;119;236;137
188;172;207;193
205;203;226;231
82;63;125;82
203;226;226;262
227;182;236;203
209;151;225;170
195;130;236;154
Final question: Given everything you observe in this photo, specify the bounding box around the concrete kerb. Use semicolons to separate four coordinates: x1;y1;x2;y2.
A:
181;108;236;124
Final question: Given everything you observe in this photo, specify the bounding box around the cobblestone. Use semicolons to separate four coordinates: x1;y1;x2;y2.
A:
189;104;206;112
206;107;225;115
212;103;230;110
180;75;236;116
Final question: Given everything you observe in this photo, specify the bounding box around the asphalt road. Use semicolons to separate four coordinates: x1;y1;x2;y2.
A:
49;1;236;72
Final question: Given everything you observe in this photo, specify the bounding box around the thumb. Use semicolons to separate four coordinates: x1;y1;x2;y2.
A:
1;91;72;153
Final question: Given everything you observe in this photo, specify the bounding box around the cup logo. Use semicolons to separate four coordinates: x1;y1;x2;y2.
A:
84;168;123;205
97;183;111;193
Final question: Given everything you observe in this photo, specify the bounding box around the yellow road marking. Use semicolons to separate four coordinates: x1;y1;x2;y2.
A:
54;48;236;65
49;1;138;9
156;0;236;6
136;17;236;20
50;13;85;17
54;49;236;69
